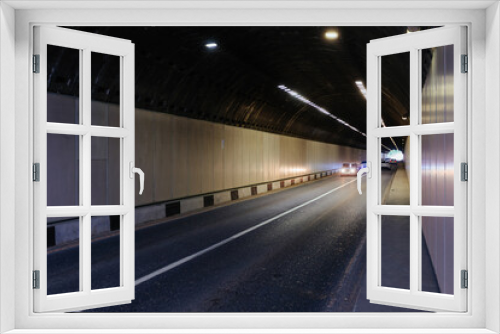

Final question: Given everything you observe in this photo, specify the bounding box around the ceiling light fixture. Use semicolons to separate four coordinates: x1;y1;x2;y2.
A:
325;30;339;40
205;42;218;49
355;81;367;96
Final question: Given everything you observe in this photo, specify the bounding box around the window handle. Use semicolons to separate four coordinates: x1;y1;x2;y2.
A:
129;162;145;195
357;162;371;195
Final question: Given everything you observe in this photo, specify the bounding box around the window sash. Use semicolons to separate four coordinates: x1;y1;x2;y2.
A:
365;26;467;312
33;26;136;313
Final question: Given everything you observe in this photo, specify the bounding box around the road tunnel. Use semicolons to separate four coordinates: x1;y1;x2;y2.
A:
44;26;455;312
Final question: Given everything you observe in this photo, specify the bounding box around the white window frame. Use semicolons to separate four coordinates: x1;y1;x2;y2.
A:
366;26;467;312
0;1;498;333
33;26;136;313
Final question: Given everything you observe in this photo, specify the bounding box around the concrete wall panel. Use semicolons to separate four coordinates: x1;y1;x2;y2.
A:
224;126;234;190
47;133;79;207
48;93;79;124
91;100;107;127
135;109;155;206
273;134;280;180
201;123;214;193
241;129;250;187
188;119;203;196
108;136;121;205
213;123;224;192
262;132;269;182
172;115;188;199
155;112;174;202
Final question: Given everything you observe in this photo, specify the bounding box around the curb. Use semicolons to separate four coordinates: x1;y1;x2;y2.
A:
381;167;398;205
48;168;341;249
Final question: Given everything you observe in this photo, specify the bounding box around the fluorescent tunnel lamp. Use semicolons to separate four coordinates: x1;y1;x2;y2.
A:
278;85;366;137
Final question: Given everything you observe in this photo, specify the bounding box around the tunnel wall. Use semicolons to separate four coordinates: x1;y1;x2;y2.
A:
135;108;365;206
47;92;365;207
409;45;454;295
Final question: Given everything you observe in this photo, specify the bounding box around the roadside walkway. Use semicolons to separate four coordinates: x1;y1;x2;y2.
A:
382;165;410;205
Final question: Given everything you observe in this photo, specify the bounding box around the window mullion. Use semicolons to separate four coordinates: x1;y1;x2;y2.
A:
78;47;84;295
409;48;420;294
410;214;419;293
82;48;92;293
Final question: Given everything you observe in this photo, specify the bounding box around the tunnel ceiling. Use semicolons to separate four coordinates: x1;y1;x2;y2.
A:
54;26;434;150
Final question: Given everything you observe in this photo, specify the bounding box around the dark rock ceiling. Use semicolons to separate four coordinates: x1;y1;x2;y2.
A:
51;26;434;150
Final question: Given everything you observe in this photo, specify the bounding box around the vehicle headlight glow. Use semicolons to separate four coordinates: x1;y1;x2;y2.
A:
351;168;355;172
342;169;346;172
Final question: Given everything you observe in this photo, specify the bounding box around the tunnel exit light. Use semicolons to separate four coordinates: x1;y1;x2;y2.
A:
388;150;404;161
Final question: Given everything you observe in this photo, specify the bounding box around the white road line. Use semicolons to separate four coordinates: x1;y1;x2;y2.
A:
135;178;359;286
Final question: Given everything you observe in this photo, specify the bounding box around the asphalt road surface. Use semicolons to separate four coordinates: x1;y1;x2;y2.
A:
48;169;396;312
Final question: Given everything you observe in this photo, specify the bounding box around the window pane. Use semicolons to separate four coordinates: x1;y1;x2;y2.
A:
91;216;121;290
47;217;80;295
381;52;410;127
91;52;120;127
47;134;80;206
91;137;121;205
421;45;454;124
421;133;454;206
380;137;409;205
47;45;80;124
381;215;410;290
421;216;454;295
